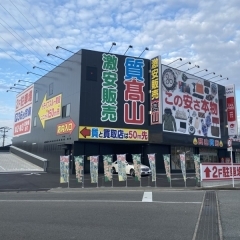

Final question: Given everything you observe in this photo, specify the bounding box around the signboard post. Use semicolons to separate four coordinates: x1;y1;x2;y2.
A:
228;138;234;187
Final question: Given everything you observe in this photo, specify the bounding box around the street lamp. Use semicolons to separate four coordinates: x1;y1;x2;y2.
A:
138;47;149;57
47;53;66;61
33;66;49;71
201;72;215;78
6;90;20;93
194;69;208;74
215;77;229;82
18;80;34;84
208;74;222;80
108;42;116;53
10;87;25;90
176;61;191;69
167;58;182;66
186;65;200;71
39;60;57;67
124;45;133;55
14;83;28;87
27;72;43;77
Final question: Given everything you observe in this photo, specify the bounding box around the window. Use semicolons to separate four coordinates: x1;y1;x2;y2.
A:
49;83;54;95
86;66;97;81
171;146;194;170
62;103;71;118
199;148;218;163
33;116;37;126
35;91;38;102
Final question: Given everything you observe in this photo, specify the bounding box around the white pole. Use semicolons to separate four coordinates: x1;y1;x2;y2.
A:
231;150;235;188
82;156;85;188
68;156;70;188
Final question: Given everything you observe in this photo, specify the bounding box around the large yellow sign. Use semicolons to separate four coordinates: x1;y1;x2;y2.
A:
38;94;62;128
79;126;148;141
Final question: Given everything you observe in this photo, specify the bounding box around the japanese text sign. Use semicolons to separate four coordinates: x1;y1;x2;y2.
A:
225;84;238;136
161;65;220;138
124;57;145;125
14;85;34;137
38;94;62;128
57;119;76;135
101;53;118;122
79;126;148;141
201;163;240;180
150;56;161;124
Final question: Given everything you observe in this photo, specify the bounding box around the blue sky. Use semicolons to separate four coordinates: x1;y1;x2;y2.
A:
0;0;240;145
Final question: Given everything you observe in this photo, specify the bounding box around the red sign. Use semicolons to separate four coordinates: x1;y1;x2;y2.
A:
201;163;240;180
56;119;76;135
14;119;31;136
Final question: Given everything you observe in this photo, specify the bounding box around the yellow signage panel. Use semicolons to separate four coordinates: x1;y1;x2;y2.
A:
79;126;148;141
38;94;62;128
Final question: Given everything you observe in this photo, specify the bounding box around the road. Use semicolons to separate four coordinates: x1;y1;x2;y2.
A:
0;189;239;240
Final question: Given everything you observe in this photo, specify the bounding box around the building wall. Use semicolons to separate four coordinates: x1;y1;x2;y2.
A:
12;52;82;172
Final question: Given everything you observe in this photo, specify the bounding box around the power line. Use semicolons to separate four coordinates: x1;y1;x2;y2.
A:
9;0;61;61
0;46;29;71
0;126;11;147
0;19;51;71
0;3;59;65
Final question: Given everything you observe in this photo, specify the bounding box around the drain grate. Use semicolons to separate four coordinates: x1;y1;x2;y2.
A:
195;191;220;240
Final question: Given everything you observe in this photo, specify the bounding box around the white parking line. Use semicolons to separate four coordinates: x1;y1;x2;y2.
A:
142;192;152;202
0;166;6;171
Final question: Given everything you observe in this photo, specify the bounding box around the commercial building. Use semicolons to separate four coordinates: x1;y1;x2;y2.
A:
11;49;239;173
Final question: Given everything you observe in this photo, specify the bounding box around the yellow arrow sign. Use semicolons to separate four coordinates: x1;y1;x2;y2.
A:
38;94;62;128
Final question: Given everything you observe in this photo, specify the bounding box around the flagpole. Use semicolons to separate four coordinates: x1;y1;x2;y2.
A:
82;155;85;188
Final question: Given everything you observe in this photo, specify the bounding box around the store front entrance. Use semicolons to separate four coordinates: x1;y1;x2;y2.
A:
199;148;218;163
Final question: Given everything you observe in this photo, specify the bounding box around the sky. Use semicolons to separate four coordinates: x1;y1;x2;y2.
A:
0;0;240;145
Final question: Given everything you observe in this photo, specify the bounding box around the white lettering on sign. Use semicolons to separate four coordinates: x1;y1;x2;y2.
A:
201;164;240;180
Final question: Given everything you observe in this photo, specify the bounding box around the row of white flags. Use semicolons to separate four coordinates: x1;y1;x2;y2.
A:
60;154;201;184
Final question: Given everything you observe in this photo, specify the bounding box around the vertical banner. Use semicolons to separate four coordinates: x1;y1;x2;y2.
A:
150;56;161;124
193;154;201;183
103;155;113;182
163;154;171;182
90;156;99;183
117;154;127;181
147;154;156;182
179;154;186;182
74;156;84;183
132;154;141;181
225;84;238;136
60;156;69;183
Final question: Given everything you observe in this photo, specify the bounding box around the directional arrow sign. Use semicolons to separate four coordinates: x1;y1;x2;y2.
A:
79;127;91;138
57;119;76;135
204;167;211;178
38;94;62;128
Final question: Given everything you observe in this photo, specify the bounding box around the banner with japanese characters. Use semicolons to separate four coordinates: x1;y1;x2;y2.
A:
161;65;220;138
103;155;113;182
132;154;141;181
74;156;84;183
150;56;161;124
90;156;99;183
193;154;201;183
14;85;34;137
179;154;186;182
225;84;238;136
163;154;171;182
60;156;69;183
117;154;127;181
148;154;156;181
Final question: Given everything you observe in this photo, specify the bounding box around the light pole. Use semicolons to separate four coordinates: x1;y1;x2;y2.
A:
0;127;11;147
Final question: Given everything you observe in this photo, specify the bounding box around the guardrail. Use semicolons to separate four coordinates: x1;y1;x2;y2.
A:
10;146;48;171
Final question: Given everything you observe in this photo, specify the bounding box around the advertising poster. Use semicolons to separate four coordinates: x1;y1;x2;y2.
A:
90;156;99;183
14;85;34;137
74;156;84;183
147;154;156;182
225;84;238;136
193;154;201;183
163;154;171;182
79;126;148;141
103;155;113;182
60;156;69;183
132;154;141;181
179;154;186;182
150;56;161;124
117;154;127;181
161;65;220;138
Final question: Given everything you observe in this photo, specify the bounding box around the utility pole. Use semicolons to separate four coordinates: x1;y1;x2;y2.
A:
0;127;11;147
